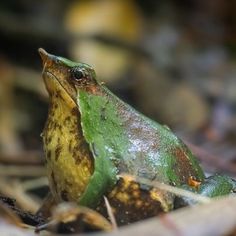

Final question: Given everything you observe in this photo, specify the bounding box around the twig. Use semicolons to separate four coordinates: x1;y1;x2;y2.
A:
104;196;118;230
0;165;45;177
20;177;48;192
114;197;236;236
0;178;41;212
119;174;211;204
0;151;43;165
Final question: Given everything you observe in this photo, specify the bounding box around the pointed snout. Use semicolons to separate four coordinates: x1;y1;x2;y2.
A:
38;48;58;69
38;48;49;65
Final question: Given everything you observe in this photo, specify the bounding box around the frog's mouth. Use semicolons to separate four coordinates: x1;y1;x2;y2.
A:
43;70;77;108
39;48;77;107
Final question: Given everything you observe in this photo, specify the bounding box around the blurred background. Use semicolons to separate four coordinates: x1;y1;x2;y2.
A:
0;0;236;213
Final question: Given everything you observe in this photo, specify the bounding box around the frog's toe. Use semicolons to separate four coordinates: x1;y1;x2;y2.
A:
198;174;236;197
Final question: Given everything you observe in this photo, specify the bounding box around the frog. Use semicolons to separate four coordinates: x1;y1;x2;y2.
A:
38;48;236;225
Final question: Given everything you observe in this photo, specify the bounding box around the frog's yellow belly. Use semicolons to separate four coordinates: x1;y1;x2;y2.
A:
43;95;93;202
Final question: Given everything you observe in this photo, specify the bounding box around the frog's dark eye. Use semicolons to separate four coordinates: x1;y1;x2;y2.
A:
71;68;84;82
54;57;62;65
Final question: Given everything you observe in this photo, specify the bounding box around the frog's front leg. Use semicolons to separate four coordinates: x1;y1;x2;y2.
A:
96;176;174;226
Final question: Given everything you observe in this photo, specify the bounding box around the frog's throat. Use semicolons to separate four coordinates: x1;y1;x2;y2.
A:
44;70;77;107
43;89;94;203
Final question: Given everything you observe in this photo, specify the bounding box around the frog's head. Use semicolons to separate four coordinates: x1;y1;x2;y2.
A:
38;48;97;105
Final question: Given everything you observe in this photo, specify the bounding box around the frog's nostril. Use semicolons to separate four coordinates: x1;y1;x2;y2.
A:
38;48;49;65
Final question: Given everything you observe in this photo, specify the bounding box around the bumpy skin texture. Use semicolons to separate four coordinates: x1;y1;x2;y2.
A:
39;49;235;225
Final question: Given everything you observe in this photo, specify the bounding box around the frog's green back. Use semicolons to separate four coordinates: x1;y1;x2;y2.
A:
77;85;205;206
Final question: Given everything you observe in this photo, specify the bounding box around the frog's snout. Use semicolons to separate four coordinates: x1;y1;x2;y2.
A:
38;48;49;65
38;48;57;72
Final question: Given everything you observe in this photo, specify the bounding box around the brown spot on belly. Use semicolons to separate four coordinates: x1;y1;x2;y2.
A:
60;190;69;201
47;136;52;144
68;140;73;153
71;107;78;116
55;145;62;161
56;91;61;98
51;171;57;193
47;150;51;160
64;116;71;125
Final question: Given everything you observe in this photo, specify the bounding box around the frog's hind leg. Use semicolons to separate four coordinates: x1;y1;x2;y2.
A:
97;176;174;226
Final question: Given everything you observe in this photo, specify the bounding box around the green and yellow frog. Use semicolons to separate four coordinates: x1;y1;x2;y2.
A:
38;48;236;225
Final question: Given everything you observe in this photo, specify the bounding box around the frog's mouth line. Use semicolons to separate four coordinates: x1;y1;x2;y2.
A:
44;70;77;106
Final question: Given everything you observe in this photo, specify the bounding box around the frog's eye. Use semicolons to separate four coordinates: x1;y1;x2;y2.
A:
71;68;85;82
55;58;61;64
54;57;62;65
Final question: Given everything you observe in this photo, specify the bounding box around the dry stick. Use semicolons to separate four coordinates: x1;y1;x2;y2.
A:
34;219;57;233
104;196;118;230
20;177;48;192
0;151;43;165
0;178;41;213
115;197;236;236
0;165;46;177
119;174;211;204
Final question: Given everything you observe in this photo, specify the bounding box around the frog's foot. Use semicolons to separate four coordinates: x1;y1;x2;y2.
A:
175;174;236;208
198;174;236;197
96;176;174;226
